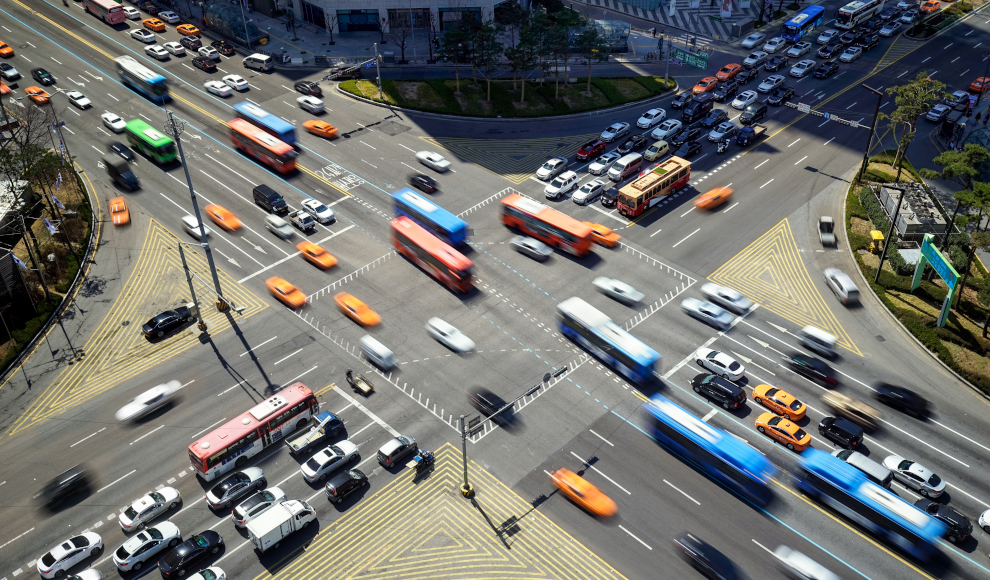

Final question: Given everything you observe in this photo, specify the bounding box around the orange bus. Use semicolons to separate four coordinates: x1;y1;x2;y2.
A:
618;156;691;217
229;118;297;174
500;193;593;257
391;216;474;292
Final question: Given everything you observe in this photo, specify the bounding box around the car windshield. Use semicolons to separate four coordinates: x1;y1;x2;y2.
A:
728;362;741;371
150;491;165;502
116;545;131;559
147;527;163;540
42;553;57;566
305;457;322;471
542;161;555;170
350;471;363;480
768;416;782;426
201;571;218;580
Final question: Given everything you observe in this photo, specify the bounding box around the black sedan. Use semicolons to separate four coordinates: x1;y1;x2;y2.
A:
467;388;514;426
191;56;216;72
39;465;89;508
673;140;703;159
734;68;759;85
294;80;322;97
818;42;844;59
700;109;728;129
158;532;223;579
768;86;795;105
31;67;55;85
108;142;135;163
601;187;618;208
839;30;858;44
783;352;837;386
670;91;694;109
861;18;883;34
617;134;648;154
673;532;743;580
814;61;840;78
668;126;703;146
325;469;368;504
880;6;902;20
142;305;193;339
211;39;236;56
873;383;930;417
857;33;880;51
713;80;738;102
764;55;789;72
408;173;437;193
914;499;972;543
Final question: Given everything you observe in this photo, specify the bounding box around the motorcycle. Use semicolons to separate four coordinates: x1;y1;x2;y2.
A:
413;449;435;475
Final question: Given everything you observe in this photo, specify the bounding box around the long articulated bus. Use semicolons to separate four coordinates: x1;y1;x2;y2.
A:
188;383;320;481
644;395;777;506
501;193;593;257
115;56;169;103
392;188;469;247
232;102;296;145
229;119;298;174
835;0;885;29
782;5;826;42
125;119;177;165
617;156;691;217
83;0;126;24
557;297;660;384
795;449;946;560
391;217;474;292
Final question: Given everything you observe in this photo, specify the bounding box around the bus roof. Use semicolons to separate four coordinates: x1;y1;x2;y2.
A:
839;0;865;10
786;4;824;24
392;188;468;232
229;118;294;153
558;297;660;364
125;119;173;146
558;296;612;328
391;216;473;270
116;55;167;84
502;193;593;237
89;0;125;8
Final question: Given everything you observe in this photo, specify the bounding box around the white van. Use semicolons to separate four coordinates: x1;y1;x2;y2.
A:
798;326;836;357
831;449;893;489
243;53;274;71
607;153;643;182
360;335;396;370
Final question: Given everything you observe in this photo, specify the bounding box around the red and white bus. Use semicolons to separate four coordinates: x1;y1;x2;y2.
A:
391;216;474;292
501;193;593;257
229;118;297;174
83;0;126;25
188;383;319;481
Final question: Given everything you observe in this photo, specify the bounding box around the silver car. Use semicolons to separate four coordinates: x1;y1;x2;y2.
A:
264;215;294;239
680;297;733;330
205;467;266;508
536;157;568;180
700;283;753;313
301;441;359;483
511;235;552;261
114;380;181;422
231;486;286;527
600;122;630;142
426;317;475;353
588;152;621;175
572;179;607;205
415;150;450;172
593;277;644;305
881;455;946;497
741;32;767;48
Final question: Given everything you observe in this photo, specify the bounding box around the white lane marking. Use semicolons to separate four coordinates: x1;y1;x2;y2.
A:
97;470;136;493
794;155;808;165
585;200;627;224
680;207;695;217
360;141;376;150
70;427;106;448
239;336;277;356
280;365;318;388
752;538;776;556
398;143;416;152
845;101;857;110
0;528;34;550
589;430;614;446
569;451;630;494
273;348;304;365
619;525;653;550
663;479;700;505
787;138;801;147
701;409;718;422
824;137;834;145
760;179;774;188
723;202;739;213
672;228;700;248
130;425;165;445
347;421;376;439
928;418;990;455
897;70;908;78
190;418;227;438
336;403;354;414
331;383;400;437
217;381;248;397
155;192;265;267
650;228;663;237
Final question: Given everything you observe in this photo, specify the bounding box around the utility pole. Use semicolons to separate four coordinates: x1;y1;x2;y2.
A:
875;188;904;284
374;43;383;100
662;34;670;86
47;100;73;166
859;84;884;181
459;415;473;497
177;242;208;331
238;0;252;48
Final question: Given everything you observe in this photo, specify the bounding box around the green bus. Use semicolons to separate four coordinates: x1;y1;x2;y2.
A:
125;119;177;164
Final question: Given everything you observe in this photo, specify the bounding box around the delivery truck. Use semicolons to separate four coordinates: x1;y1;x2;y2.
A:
245;499;316;553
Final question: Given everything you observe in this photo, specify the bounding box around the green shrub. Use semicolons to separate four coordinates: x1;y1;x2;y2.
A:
633;76;675;95
488;81;515;116
535;84;570;114
847;187;870;221
426;79;461;114
849;231;871;252
338;80;360;97
380;79;405;107
55;253;81;294
859;186;891;234
589;78;623;104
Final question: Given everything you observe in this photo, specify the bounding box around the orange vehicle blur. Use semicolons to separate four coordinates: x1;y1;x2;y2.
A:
716;63;741;81
297;241;337;269
25;86;50;105
0;81;9;95
920;0;940;13
266;276;306;309
693;76;718;95
549;468;617;517
303;120;338;139
334;292;381;326
176;24;200;36
583;222;621;248
970;77;989;93
203;204;242;232
755;412;811;452
693;187;732;210
143;18;166;32
752;384;806;421
109;197;130;226
0;41;13;58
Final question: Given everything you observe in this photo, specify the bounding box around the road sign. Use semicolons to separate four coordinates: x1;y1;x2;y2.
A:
672;48;708;70
797;103;810;113
823;112;831;120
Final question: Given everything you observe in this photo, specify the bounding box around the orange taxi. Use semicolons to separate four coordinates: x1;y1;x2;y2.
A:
920;0;940;13
297;241;337;269
693;76;718;95
0;81;9;95
583;222;620;248
266;276;306;309
755;412;811;452
549;468;617;518
143;18;166;32
0;41;13;58
303;120;338;139
334;292;381;326
176;24;201;36
203;204;242;232
109;197;130;226
716;63;741;81
970;77;989;93
25;86;50;105
693;187;732;210
752;384;806;421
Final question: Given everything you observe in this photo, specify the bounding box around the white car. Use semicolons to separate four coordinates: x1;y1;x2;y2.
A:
636;107;667;128
700;283;753;313
38;533;103;579
741;32;767;48
102;112;126;133
758;74;785;93
301;441;360;483
145;44;170;60
198;46;221;60
123;6;141;19
787;41;812;57
695;347;745;381
203;80;232;97
790;59;816;78
593;276;644;305
536;156;568;180
979;509;990;534
588;152;621;175
417;151;450;172
763;37;786;53
817;29;839;44
896;0;913;7
926;103;951;122
544;170;579;199
743;51;768;68
114;380;181;422
119;487;181;531
774;546;841;580
708;121;737;142
188;567;226;580
222;74;249;91
651;119;682;141
426;317;475;353
301;198;335;223
232;486;287;527
130;29;156;43
572;178;607;205
65;91;91;109
681;297;734;330
839;46;862;62
881;455;946;497
297;95;324;113
731;90;758;109
112;522;181;572
162;41;186;56
158;10;180;23
600;122;630;142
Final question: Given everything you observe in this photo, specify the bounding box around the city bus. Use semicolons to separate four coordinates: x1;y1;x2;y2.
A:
644;395;777;506
392;188;469;247
83;0;126;24
229;119;298;174
501;193;593;257
188;383;320;481
125;119;177;165
782;5;826;42
617;156;690;217
391;217;474;292
795;449;946;560
115;56;169;103
232;102;296;145
836;0;884;29
557;297;660;384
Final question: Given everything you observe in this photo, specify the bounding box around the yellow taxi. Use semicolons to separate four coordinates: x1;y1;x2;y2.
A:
0;81;9;95
25;86;50;105
920;0;940;13
176;24;201;36
109;197;130;226
0;41;13;58
266;277;306;309
693;187;732;210
693;76;718;95
203;204;242;232
334;292;381;326
142;18;166;32
297;241;337;269
755;412;811;452
752;384;806;421
549;468;617;518
303;120;338;139
583;222;621;248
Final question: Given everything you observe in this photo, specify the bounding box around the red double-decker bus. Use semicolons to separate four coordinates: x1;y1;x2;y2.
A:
500;193;593;257
229;118;297;174
83;0;126;24
391;217;474;292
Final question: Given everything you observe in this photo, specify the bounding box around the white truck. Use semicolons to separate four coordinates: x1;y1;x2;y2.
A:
245;499;316;553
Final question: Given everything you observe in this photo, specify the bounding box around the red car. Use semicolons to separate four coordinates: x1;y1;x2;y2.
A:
576;139;605;161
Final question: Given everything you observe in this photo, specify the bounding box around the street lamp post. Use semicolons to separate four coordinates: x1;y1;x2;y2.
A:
237;0;252;48
177;242;208;331
373;43;383;100
859;84;884;181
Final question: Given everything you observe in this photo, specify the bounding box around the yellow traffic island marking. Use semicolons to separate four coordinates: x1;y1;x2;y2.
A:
5;219;268;438
709;219;861;356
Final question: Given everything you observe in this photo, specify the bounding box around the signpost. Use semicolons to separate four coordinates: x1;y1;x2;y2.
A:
912;234;959;327
672;47;708;69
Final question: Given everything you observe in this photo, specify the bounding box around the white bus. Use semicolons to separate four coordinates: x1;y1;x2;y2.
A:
835;0;884;29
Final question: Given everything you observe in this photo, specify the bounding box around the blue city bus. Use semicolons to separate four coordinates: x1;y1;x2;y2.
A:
232;102;296;145
644;395;776;506
795;449;946;560
115;56;169;103
781;5;825;42
392;188;469;247
557;297;661;385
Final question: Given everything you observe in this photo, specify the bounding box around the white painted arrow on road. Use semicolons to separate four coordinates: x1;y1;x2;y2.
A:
67;77;85;87
749;336;785;356
84;71;103;81
214;248;240;268
190;135;201;140
252;243;267;254
767;322;788;333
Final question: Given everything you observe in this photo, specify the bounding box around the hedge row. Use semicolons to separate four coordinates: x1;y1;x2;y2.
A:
425;79;462;114
633;76;675;95
589;78;623;104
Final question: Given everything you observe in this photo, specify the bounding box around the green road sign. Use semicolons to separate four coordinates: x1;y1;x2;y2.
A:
673;48;708;70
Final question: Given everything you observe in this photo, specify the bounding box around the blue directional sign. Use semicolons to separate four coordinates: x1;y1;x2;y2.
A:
823;112;831;120
366;62;375;68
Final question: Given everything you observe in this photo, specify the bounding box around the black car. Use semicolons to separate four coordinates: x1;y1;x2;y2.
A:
325;469;368;504
768;86;795;105
670;91;694;109
880;6;902;20
31;67;55;85
467;388;514;426
40;465;89;508
739;102;768;125
735;68;759;85
818;42;844;59
857;33;880;50
873;383;930;417
294;80;322;97
617;134;648;154
819;416;864;449
673;140;703;158
914;499;972;543
158;532;223;579
700;109;728;128
783;352;837;385
408;173;437;193
839;30;858;44
691;374;746;410
814;62;840;79
0;62;20;81
669;126;703;146
861;18;883;34
191;56;217;72
142;306;193;339
179;35;202;51
765;55;789;72
211;39;236;56
601;186;618;208
673;532;743;580
713;80;738;102
107;142;135;162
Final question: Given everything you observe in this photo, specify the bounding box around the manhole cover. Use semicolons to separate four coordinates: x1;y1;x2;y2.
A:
122;321;130;327
377;121;410;136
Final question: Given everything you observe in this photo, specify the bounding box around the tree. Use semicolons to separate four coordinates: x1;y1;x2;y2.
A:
920;144;990;250
472;19;503;102
953;181;990;309
574;22;607;94
880;73;945;181
387;19;412;63
504;25;538;98
533;0;565;16
528;9;554;86
439;26;470;93
323;11;338;44
427;12;440;63
495;0;529;48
